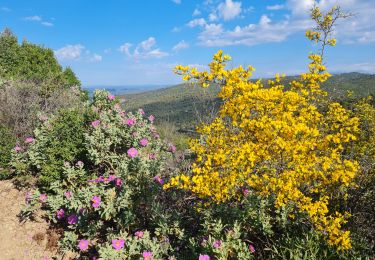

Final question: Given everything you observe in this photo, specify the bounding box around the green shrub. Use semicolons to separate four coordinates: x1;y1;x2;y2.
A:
0;124;15;178
11;108;87;189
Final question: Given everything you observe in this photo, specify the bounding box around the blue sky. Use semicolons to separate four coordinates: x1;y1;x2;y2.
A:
0;0;374;86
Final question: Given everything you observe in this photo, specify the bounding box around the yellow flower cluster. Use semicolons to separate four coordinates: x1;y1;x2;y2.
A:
166;7;359;251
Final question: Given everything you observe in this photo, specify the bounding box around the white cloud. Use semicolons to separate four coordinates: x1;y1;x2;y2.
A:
217;0;242;21
172;26;181;32
24;15;42;21
41;21;54;27
119;43;132;56
189;0;375;47
119;37;168;59
172;0;181;4
187;18;207;28
92;54;102;62
172;40;189;52
193;8;201;16
1;7;11;12
55;44;85;61
24;15;54;27
266;4;284;11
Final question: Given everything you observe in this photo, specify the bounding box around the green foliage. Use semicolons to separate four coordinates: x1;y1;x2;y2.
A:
122;73;375;129
11;108;87;189
0;124;15;178
0;28;81;94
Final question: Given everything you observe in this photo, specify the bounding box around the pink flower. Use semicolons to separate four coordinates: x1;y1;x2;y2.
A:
148;153;156;160
114;103;121;111
140;138;149;147
243;188;249;196
76;161;84;167
153;133;160;139
91;196;101;208
56;209;65;219
91;120;101;128
115;178;123;187
168;143;176;153
139;108;145;115
25;192;32;204
148;115;155;122
153;176;164;185
112;239;125;251
142;251;152;260
249;244;255;253
135;231;144;239
108;93;115;101
39;193;47;202
127;147;138;158
119;111;126;117
108;175;115;182
14;145;22;152
199;255;210;260
25;137;34;143
213;240;222;249
67;214;78;225
64;191;72;199
126;118;136;126
78;239;89;251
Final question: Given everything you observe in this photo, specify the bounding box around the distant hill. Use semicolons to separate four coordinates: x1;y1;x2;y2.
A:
121;73;375;129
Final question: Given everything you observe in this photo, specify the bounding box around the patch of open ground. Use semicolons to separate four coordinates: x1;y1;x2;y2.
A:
0;180;59;260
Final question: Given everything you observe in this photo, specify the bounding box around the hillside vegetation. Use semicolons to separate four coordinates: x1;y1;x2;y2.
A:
122;73;375;128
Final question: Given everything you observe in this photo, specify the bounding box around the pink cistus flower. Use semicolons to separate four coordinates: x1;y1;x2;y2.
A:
168;143;176;153
148;153;156;160
139;138;149;147
78;239;89;251
213;240;222;249
108;93;115;101
67;214;78;225
64;190;72;199
108;175;115;182
91;120;101;128
199;255;210;260
112;239;125;251
249;244;256;253
14;145;22;152
135;231;144;239
76;161;84;167
142;251;152;260
39;193;47;203
138;108;145;115
243;188;249;196
153;176;164;185
127;147;138;158
148;115;155;123
25;137;34;143
91;196;101;208
115;178;123;187
56;209;65;219
126;118;136;126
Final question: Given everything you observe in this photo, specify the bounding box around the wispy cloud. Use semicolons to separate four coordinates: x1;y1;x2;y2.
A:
55;44;102;62
266;4;284;11
172;0;181;4
119;37;168;59
1;7;11;12
187;0;375;47
172;40;189;52
187;18;207;28
55;44;85;61
24;15;54;27
24;15;42;21
193;8;201;16
217;0;242;21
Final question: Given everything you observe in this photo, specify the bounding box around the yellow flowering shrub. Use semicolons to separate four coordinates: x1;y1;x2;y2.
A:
166;6;359;251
